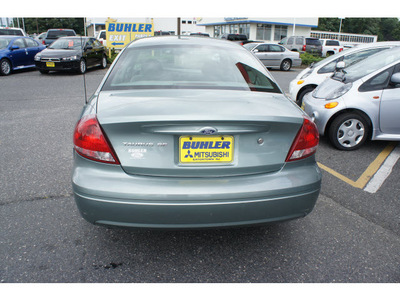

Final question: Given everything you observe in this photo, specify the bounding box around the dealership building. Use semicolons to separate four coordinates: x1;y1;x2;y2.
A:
197;17;319;42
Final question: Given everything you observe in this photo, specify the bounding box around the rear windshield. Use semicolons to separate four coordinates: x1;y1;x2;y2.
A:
0;29;23;36
102;44;281;94
306;38;321;46
326;40;340;46
227;34;247;41
47;30;76;39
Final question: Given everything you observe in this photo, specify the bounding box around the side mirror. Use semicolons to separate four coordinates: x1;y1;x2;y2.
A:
390;72;400;84
336;61;346;70
11;45;20;50
253;49;259;53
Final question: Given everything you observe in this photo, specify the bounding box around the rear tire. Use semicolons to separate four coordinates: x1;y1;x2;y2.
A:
328;112;369;151
280;59;292;71
0;59;11;76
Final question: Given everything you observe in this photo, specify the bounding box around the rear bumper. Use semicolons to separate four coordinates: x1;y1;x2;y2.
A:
72;152;321;229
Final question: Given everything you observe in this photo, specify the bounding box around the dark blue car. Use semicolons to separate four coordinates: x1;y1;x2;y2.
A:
0;35;45;76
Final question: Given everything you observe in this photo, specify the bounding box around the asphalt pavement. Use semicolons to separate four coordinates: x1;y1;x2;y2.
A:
1;66;399;284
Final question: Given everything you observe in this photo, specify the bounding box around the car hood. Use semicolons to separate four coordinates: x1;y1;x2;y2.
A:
96;89;304;124
312;78;346;99
38;48;81;58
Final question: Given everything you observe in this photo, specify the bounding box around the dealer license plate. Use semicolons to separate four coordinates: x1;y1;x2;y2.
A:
46;62;55;67
179;136;234;163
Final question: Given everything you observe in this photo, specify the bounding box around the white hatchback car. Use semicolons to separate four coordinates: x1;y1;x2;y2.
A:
289;42;400;106
303;47;400;150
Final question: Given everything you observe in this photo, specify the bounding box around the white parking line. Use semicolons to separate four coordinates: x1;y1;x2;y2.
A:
364;144;400;193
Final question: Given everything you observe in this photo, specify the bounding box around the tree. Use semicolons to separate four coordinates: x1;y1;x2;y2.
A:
316;17;400;41
14;18;85;36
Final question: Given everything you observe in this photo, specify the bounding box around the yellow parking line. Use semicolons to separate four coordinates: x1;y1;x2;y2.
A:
317;142;397;189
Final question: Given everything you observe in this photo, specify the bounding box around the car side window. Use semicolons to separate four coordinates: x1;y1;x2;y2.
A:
93;40;102;47
269;45;284;52
255;45;268;52
359;66;393;92
25;38;38;47
318;59;338;74
295;37;303;45
287;37;294;45
13;38;26;49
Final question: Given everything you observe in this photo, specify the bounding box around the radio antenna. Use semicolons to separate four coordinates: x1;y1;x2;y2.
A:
80;35;88;103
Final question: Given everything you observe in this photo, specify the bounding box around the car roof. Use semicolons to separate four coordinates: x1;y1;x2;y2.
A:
127;35;245;50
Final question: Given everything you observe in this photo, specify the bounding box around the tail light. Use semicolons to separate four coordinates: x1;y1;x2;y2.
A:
73;114;120;164
302;45;306;51
42;40;45;45
286;117;319;162
339;48;343;52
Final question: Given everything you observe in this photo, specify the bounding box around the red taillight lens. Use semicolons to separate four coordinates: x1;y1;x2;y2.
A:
286;117;319;162
302;45;306;51
339;48;343;52
73;114;120;164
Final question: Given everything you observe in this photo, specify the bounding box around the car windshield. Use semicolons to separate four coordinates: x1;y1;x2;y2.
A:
49;38;85;50
102;44;281;93
243;43;257;51
334;47;400;83
0;37;12;49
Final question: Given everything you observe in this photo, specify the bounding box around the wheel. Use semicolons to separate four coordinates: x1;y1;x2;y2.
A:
39;69;49;74
0;59;12;76
77;58;87;74
328;113;370;151
280;59;292;71
101;55;107;69
296;86;315;107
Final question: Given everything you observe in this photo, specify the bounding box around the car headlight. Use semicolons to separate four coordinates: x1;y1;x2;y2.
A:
62;56;78;61
34;55;41;61
326;82;353;100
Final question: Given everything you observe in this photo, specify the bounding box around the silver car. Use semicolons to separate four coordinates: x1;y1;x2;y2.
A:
244;42;302;71
72;36;321;229
303;47;400;150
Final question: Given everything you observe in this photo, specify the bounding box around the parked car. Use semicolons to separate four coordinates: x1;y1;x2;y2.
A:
244;42;301;71
320;39;343;57
220;33;254;45
302;47;400;150
0;27;26;36
34;36;107;74
43;29;76;47
190;32;210;37
72;36;321;229
289;41;400;106
279;36;322;56
35;32;47;44
0;36;45;76
96;30;107;47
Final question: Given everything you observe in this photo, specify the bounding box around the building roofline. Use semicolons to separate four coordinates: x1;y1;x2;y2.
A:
198;20;318;28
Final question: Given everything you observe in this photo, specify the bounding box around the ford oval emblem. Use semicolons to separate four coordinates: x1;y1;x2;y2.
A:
200;127;218;135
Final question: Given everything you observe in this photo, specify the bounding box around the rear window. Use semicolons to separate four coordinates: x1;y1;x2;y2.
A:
0;29;23;36
102;44;281;94
47;30;76;39
306;38;321;46
99;31;106;39
227;34;247;41
326;40;340;46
